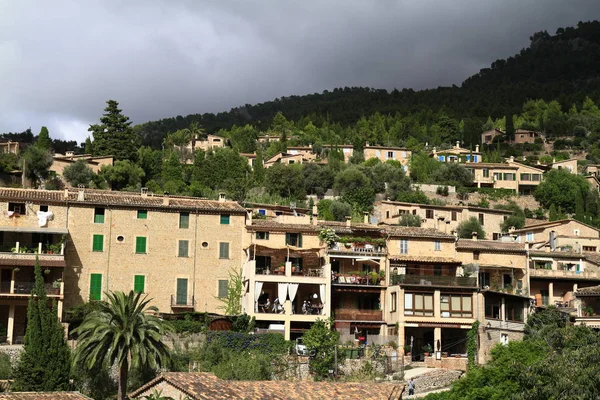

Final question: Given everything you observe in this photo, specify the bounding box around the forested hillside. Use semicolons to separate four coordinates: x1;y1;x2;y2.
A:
136;21;600;149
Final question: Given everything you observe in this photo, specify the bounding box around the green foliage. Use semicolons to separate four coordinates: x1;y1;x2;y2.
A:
410;152;441;183
71;360;117;400
302;318;340;380
535;169;594;214
495;202;526;232
264;163;305;199
13;259;71;391
73;291;172;400
217;269;243;315
22;145;53;188
467;320;479;368
84;136;94;155
100;160;145;191
63;159;97;188
0;152;19;174
231;314;256;333
398;213;422;227
36;126;52;150
89;100;140;162
431;163;473;188
456;217;486;239
0;352;12;379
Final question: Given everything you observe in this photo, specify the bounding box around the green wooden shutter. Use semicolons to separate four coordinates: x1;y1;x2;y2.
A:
134;275;145;293
136;237;147;253
137;210;148;219
220;214;230;225
179;212;189;229
219;242;229;259
285;233;291;246
178;240;188;257
176;278;188;305
298;233;302;248
92;234;104;252
94;208;105;224
218;280;228;298
89;274;102;300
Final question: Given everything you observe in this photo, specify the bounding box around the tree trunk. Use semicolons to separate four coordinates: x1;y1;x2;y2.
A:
118;359;129;400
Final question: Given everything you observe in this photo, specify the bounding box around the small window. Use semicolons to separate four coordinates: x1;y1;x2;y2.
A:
256;232;269;240
218;280;228;298
483;169;489;178
386;211;390;219
434;241;441;251
400;239;408;254
219;242;230;259
116;235;125;243
387;151;394;159
526;232;534;242
137;210;148;219
473;251;480;260
135;236;147;254
94;208;105;224
201;241;209;248
451;211;457;221
258;209;266;216
178;240;189;257
92;234;104;252
220;214;230;225
286;233;302;247
500;333;509;345
89;273;102;301
426;210;434;219
39;205;49;212
8;202;26;215
179;212;190;229
391;292;397;312
134;275;145;293
478;213;484;225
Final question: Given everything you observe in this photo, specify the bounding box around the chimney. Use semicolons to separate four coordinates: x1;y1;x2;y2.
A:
471;232;478;241
365;142;370;147
509;156;514;163
432;147;437;155
475;145;480;153
455;141;460;149
77;189;85;202
246;210;253;226
141;187;148;198
218;193;226;202
552;157;556;163
312;204;318;216
163;192;170;206
363;212;369;224
345;216;352;227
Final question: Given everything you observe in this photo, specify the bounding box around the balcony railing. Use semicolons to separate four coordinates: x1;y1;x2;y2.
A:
0;281;61;296
327;243;387;257
171;295;195;308
392;274;477;287
255;266;326;278
335;309;383;322
529;268;598;280
333;274;384;286
0;242;65;256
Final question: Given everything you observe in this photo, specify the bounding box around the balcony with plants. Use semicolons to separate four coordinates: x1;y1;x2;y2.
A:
529;259;598;280
0;266;63;297
0;232;66;263
319;228;387;257
391;264;476;288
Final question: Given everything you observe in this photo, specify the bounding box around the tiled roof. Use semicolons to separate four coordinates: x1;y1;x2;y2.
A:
513;218;600;234
385;226;455;239
530;250;600;265
0;188;246;213
389;255;460;264
129;372;402;400
365;145;409;151
575;285;600;296
378;201;513;214
247;220;319;233
0;393;92;399
463;163;518;169
318;221;384;234
456;239;526;252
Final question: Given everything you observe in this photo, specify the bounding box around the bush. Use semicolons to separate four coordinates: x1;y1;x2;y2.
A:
456;217;486;239
398;214;422;227
206;331;292;355
0;352;12;379
436;186;449;196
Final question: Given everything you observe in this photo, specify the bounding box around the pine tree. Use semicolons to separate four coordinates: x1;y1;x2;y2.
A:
254;148;265;184
549;204;558;221
13;259;71;391
84;136;94;155
89;100;140;162
36;126;52;151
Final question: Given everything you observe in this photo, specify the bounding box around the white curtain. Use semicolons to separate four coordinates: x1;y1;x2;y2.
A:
288;283;299;303
278;283;288;302
254;282;263;302
319;284;326;307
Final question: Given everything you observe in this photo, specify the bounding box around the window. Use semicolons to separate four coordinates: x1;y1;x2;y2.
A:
134;275;145;293
178;240;189;257
493;172;502;181
503;173;516;181
94;208;105;224
386;211;390;219
89;274;102;301
478;213;484;225
219;242;230;259
258;209;266;216
485;295;501;319
256;232;269;240
387;151;394;159
426;209;434;219
440;294;472;317
137;210;148;219
526;232;534;242
479;272;490;288
179;212;189;229
39;205;49;212
285;233;302;247
92;234;104;252
520;173;531;181
391;292;397;312
135;236;147;254
492;233;500;240
451;211;457;221
503;274;512;288
289;257;303;272
400;239;408;254
404;293;434;316
220;214;230;225
505;298;523;322
438;155;446;162
473;155;479;162
500;333;509;346
8;202;26;215
218;280;228;298
256;256;271;272
176;278;188;305
434;241;441;251
532;174;541;181
583;246;597;252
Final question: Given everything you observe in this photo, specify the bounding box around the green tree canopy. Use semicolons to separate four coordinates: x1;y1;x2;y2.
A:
302;319;340;380
63;159;97;188
89;100;140;162
456;217;486;239
36;126;52;151
100;160;145;191
534;169;593;214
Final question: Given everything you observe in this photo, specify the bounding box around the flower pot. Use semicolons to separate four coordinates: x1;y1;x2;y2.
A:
442;352;448;358
424;352;430;357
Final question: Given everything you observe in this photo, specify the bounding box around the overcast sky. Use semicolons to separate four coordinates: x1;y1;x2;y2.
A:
1;0;599;142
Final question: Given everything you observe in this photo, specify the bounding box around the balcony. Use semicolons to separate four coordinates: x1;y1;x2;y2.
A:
333;273;384;286
327;242;387;258
0;241;65;267
529;268;599;280
392;274;477;287
171;295;195;308
335;309;383;322
484;318;525;332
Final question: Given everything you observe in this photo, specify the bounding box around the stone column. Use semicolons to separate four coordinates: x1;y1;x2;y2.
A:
434;327;442;353
434;290;441;318
548;282;554;306
7;305;15;345
284;319;291;341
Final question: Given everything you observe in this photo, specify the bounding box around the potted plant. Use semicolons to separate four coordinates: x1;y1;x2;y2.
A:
422;344;433;357
44;269;51;275
584;306;595;316
403;344;412;356
52;279;62;289
442;352;448;358
318;228;339;248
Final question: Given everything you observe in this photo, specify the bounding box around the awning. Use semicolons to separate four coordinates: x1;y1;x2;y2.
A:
0;226;68;234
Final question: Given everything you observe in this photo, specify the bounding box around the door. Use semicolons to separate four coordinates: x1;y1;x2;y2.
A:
176;278;188;305
541;290;549;306
0;269;11;293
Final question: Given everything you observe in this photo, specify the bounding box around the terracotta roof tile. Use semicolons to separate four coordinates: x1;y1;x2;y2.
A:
384;226;455;239
0;392;92;399
0;188;246;213
456;239;527;252
575;285;600;296
130;372;402;400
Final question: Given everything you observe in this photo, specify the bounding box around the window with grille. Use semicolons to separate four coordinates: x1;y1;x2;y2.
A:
400;240;408;254
218;280;228;298
178;240;189;257
285;233;302;247
220;214;230;225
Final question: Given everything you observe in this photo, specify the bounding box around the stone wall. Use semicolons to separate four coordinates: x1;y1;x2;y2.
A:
423;355;468;371
411;369;463;394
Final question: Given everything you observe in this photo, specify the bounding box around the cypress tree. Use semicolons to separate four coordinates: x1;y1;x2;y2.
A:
575;191;585;222
549;204;558;221
36;126;52;151
84;136;94;155
254;148;265;184
13;259;71;391
505;113;515;141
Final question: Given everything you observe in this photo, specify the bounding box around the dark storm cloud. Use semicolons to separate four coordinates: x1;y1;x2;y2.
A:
1;0;599;141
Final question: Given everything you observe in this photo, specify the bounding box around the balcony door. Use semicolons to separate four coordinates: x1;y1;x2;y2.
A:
0;269;11;293
176;278;188;305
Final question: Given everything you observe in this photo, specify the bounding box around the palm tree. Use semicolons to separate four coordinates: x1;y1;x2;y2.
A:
73;291;172;400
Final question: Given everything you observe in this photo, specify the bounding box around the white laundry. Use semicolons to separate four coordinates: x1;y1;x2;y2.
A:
7;211;14;217
36;211;54;227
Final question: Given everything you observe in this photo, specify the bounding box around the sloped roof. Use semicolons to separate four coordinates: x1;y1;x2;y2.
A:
129;372;401;400
0;188;246;213
389;254;460;264
456;239;526;253
384;226;455;239
575;285;600;296
512;218;600;234
246;220;319;233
